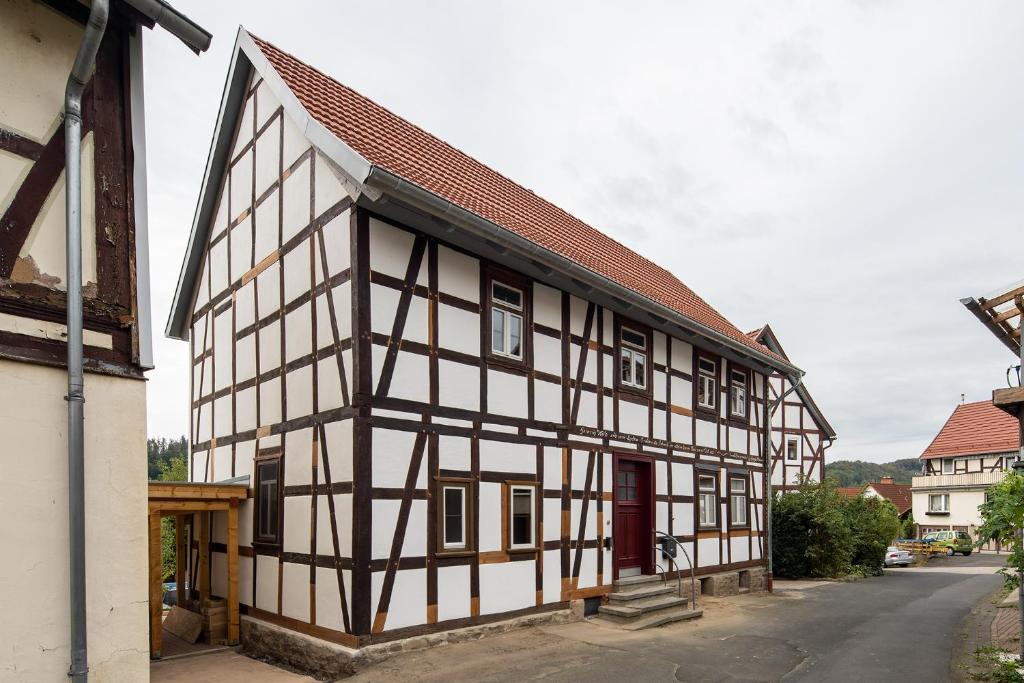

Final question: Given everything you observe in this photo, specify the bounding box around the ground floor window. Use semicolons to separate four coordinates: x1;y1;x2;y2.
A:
698;474;718;527
508;483;537;549
436;478;474;552
928;493;949;513
729;476;748;526
254;449;283;546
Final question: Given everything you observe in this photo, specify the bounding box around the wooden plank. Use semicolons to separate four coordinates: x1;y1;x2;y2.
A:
163;606;202;643
148;482;249;501
151;500;230;513
227;501;240;645
981;284;1024;311
148;510;162;658
993;386;1024;416
198;512;210;606
175;516;186;607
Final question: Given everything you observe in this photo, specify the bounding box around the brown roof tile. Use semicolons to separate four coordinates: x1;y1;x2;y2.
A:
836;486;864;499
250;34;781;361
866;482;912;514
920;400;1020;460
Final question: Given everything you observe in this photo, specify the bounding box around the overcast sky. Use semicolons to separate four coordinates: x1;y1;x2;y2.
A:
141;1;1023;464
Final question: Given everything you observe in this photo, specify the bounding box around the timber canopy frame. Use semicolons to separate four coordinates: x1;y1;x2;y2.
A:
147;481;249;659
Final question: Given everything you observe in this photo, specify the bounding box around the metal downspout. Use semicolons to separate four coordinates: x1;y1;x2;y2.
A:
763;374;802;592
65;2;108;680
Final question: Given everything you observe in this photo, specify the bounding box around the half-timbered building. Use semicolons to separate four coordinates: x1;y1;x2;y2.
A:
747;325;836;492
0;0;209;679
167;28;826;659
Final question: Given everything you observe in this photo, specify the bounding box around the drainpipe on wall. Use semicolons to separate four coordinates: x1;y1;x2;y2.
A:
65;2;108;681
763;374;802;592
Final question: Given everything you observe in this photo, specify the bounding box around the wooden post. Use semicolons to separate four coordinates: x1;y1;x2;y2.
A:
198;511;210;606
227;499;240;645
175;515;187;607
148;509;163;658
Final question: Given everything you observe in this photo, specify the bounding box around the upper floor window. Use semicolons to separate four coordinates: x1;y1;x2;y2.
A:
490;281;524;360
786;438;799;462
942;459;953;475
254;449;283;547
697;357;717;410
729;476;748;526
620;326;648;390
437;478;474;553
729;369;747;418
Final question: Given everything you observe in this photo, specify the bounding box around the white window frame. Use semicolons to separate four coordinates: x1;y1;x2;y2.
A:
698;474;717;527
942;459;953;475
928;493;949;513
729;477;748;526
620;326;648;390
490;281;524;361
442;485;468;550
729;369;747;418
508;484;536;550
786;437;799;462
697;357;717;410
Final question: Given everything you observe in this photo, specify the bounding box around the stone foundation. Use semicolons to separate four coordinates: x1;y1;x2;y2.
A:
691;566;766;597
240;608;575;680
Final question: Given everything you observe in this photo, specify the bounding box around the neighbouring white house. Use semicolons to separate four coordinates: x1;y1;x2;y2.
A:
164;27;834;671
0;1;209;679
913;400;1020;550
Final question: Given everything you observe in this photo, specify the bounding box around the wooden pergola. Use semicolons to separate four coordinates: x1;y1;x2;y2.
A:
962;281;1024;415
148;481;249;658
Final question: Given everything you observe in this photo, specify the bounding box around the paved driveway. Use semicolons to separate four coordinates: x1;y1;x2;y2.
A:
352;553;1006;683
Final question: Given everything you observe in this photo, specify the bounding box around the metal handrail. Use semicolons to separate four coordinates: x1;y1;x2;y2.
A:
654;530;697;610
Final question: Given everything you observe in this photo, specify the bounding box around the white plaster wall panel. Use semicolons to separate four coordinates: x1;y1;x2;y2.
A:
213;311;233;391
258;318;281;373
653;332;667;366
194;260;211;309
570;450;594;491
283;496;311;556
570;499;597;543
533;283;561;329
236;331;256;383
752;539;762;560
602;354;614;387
236;386;257;433
568;295;588;336
0;155;30;216
283;243;311;308
576;389;597;428
369;284;399;337
533;333;561;376
656;500;669;534
322;416;353;480
437;304;479;356
369;218;416;278
281;159;311;244
213;396;231;439
480;561;534;615
315;566;345;631
729;427;747;455
372;427;416;488
283;427;313;486
230;217;253;283
316;357;345;411
212;444;233;482
543;550;562;603
259;376;282;428
254;190;279;260
671;340;692;374
652;409;666;441
196;406;212;443
377;350;429;404
534;378;561;424
239;555;254;606
619;400;647;436
231;87;255;156
695;419;716;447
439;435;472;472
671;413;691;444
403;296;429;345
281;108;310;170
784;405;801;428
437;358;479;412
673;503;693;535
236;280;256;330
655;460;669;495
487;369;528;418
574;343;598;385
653;369;667;403
255;117;281;197
543;447;563;490
316;494;345;556
284;301;311;363
256;261;281;319
371;499;401;560
437;245;479;301
437;565;471;622
314;153;347;217
697;538;719;567
480;440;535;474
230;150;253;219
314;293;333;349
281;561;309;622
255;554;279;611
286;364;314;420
404;501;428;558
730;537;749;564
578;548;598;589
382;568;427;630
321;211;351;274
543;497;562;542
192;450;209;482
478;482;502;552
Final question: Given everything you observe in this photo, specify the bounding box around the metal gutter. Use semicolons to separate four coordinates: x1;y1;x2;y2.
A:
362;166;803;377
64;2;109;679
123;0;211;54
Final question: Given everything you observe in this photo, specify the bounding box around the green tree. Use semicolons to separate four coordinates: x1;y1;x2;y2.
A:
824;458;921;487
148;436;188;480
845;495;901;573
899;513;917;540
773;479;854;578
977;471;1024;581
159;454;189;582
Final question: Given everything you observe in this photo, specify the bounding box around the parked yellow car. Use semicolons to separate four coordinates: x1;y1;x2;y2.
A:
922;530;973;556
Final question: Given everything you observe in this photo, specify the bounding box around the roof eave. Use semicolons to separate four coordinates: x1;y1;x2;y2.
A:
961;296;1021;355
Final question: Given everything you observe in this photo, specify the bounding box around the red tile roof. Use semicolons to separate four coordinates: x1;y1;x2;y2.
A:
866;482;912;515
920;400;1020;460
250;34;781;361
837;486;864;499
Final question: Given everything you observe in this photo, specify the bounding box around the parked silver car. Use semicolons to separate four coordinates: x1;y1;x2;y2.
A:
884;546;912;567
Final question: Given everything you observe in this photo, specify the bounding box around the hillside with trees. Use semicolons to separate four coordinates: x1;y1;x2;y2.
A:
824;458;922;487
148;436;187;480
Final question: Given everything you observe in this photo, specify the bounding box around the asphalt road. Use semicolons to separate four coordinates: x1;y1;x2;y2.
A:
352;553;1006;683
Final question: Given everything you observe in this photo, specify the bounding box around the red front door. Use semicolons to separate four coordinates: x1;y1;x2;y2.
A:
613;455;653;578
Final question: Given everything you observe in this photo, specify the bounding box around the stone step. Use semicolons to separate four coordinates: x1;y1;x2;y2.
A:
613;574;666;590
598;595;690;620
618;608;703;631
608;583;674;603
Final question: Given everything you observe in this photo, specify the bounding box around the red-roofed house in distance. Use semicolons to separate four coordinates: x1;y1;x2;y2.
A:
165;27;832;666
912;400;1020;550
863;477;912;521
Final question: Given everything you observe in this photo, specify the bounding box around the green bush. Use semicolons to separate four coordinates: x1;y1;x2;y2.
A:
772;479;900;578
